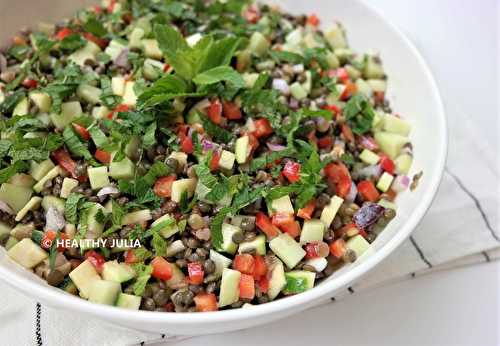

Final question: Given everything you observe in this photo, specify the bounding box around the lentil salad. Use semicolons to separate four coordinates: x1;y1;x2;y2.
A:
0;0;415;312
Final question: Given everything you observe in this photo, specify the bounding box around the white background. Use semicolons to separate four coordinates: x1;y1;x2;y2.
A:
170;1;500;345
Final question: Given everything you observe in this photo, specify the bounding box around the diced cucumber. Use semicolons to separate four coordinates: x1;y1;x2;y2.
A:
121;209;152;225
359;149;380;165
33;166;62;193
248;32;270;57
301;70;312;94
363;55;385;79
91;106;110;119
128;27;145;50
69;260;102;299
221;223;242;255
86;203;107;239
378;199;397;210
374;131;409;159
142;39;163;59
29;92;52;113
376;172;394;192
394;154;413;175
304;257;328;272
102;260;136;283
5;236;19;250
238;234;266;255
125;136;141;160
168;151;188;168
109;157;135;180
165;263;186;289
284;270;316;294
290;82;307;100
143;58;166;81
267;258;286;300
325;23;347;49
77;84;102;105
320;195;344;228
235;136;250;164
346;234;370;259
382;114;411;136
303;32;320;49
111;76;126;96
116;293;141;310
270;195;294;215
8;173;35;187
285;28;303;46
242;73;259;88
367;79;387;93
15;196;42;222
218;150;236;170
69;41;101;66
345;65;362;80
104;40;126;60
7;238;47;269
50;101;83;129
151;214;178;239
29;159;55;181
122;81;137;107
60;178;79;198
325;50;340;68
12;97;29;116
166;240;186;257
209;250;233;278
355;78;373;98
236;50;252;71
41;195;65;215
88;280;121;305
88;166;110;190
299;219;325;244
218;268;241;308
0;183;33;212
334;48;354;64
269;233;306;269
372;111;384;130
171;178;197;203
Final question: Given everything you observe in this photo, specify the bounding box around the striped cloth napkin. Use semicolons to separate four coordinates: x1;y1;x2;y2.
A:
0;100;497;346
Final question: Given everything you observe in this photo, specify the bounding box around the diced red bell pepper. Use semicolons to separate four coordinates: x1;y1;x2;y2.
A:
317;136;333;149
359;229;368;238
324;162;352;198
329;239;347;258
124;249;140;264
307;14;320;27
373;91;385;103
253;118;273;138
323;104;341;118
239;274;255;300
257;276;269;293
107;0;117;13
83;32;108;49
41;230;67;251
95;149;111;164
153;175;177;198
247;133;260;152
22;78;38;89
339;81;357;101
194;293;218;312
72;123;90;141
280;220;301;238
252;254;267;279
207;100;223;125
379;155;395;175
233;254;255;275
341;123;355;142
52;148;79;179
271;212;295;227
357;180;380;202
297;199;315;220
360;136;379;151
107;104;130;119
151;257;173;281
187;262;204;285
55;27;73;41
222;101;242;120
180;136;194;154
85;250;106;273
336;68;350;83
163;63;171;73
210;151;221;171
255;212;280;239
282;161;301;183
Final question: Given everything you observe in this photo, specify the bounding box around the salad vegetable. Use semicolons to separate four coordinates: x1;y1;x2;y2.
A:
0;0;414;312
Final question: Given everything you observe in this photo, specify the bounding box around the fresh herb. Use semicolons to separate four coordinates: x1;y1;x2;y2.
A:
341;153;355;166
99;76;121;108
62;127;94;162
193;66;244;88
60;34;86;51
131;263;153;296
269;50;304;64
343;94;375;134
250;147;295;171
151;230;167;256
0;161;29;183
200;114;234;143
88;125;109;148
64;193;85;224
83;17;107;37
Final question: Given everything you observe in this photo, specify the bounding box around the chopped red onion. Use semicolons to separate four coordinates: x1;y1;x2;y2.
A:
345;182;358;203
113;48;130;68
392;175;410;192
266;143;287;151
360;136;379;150
97;186;119;198
272;78;290;95
45;207;66;231
356;164;382;179
202;139;216;152
0;200;14;215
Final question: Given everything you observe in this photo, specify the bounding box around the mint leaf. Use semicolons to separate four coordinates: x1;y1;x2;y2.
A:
200;114;234;143
269;50;304;64
83;17;107;37
142;122;157;149
193;66;244;88
65;193;85;224
63;127;94;161
88;125;109;148
0;90;25;114
199;36;240;72
132;263;152;296
0;161;28;183
343;94;375;135
152;230;167;256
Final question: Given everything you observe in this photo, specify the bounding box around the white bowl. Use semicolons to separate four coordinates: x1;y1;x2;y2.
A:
0;0;447;336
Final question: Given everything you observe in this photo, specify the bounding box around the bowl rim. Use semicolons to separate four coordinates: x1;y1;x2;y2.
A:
0;0;448;327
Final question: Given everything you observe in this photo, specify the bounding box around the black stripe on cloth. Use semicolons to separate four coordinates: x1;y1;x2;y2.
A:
409;236;432;268
330;297;336;302
482;251;491;262
446;169;500;243
410;272;416;278
347;286;355;294
35;303;42;346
